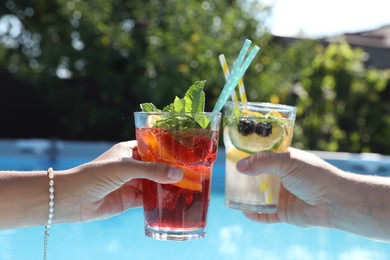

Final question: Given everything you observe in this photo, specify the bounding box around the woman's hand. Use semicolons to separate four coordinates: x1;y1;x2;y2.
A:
56;141;183;223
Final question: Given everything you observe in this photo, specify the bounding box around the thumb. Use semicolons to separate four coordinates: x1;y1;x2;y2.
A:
236;151;291;178
117;158;184;183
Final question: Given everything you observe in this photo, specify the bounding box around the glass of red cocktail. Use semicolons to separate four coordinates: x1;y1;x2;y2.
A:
134;111;221;240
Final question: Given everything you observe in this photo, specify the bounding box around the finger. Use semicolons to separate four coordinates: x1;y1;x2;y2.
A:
116;158;184;184
89;182;143;221
94;141;137;161
236;151;291;178
118;182;143;210
243;212;281;224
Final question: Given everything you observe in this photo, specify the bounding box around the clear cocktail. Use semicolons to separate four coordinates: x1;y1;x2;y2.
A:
223;101;296;213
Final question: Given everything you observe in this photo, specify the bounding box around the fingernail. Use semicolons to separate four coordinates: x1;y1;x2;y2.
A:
237;158;249;171
167;167;183;181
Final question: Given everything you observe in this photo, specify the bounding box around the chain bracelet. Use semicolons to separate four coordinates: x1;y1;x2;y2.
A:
43;167;55;260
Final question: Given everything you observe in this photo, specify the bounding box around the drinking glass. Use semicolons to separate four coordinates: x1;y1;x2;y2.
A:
223;102;296;213
134;112;221;240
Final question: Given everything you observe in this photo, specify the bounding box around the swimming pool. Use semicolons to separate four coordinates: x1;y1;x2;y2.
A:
0;139;389;260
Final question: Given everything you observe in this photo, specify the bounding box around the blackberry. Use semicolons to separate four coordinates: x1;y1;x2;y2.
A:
237;117;255;136
255;122;273;137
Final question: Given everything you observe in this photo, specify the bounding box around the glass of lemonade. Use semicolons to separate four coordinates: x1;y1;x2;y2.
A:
134;111;221;241
223;101;296;213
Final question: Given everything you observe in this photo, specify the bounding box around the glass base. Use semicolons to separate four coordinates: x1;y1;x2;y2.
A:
226;199;277;213
145;226;206;241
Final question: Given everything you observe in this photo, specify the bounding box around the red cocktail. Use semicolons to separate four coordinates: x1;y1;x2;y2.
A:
134;112;221;240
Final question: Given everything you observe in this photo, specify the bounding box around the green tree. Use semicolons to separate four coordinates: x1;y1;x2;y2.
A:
0;0;270;140
295;42;390;153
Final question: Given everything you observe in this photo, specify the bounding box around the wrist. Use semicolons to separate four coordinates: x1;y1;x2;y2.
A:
326;171;390;241
52;167;80;224
325;170;354;229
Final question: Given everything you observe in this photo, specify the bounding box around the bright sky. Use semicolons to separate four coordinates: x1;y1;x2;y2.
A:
266;0;390;37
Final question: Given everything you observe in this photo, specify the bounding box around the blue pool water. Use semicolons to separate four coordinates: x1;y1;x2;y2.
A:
0;140;390;259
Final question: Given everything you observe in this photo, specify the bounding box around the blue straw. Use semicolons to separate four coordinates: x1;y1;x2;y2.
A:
213;41;260;113
230;39;252;75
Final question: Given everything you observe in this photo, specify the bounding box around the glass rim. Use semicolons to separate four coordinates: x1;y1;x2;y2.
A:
224;101;296;111
134;111;221;116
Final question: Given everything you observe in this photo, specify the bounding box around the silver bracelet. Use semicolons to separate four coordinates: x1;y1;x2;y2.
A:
43;167;55;260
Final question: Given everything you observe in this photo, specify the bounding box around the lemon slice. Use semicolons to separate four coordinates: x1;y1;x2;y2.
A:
242;110;264;117
228;120;285;153
268;110;283;118
226;147;250;162
146;115;162;127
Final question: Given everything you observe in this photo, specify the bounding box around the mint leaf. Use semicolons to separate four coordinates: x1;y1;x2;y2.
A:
162;103;173;112
184;81;208;127
184;80;205;113
141;80;210;129
173;96;186;113
195;114;209;128
162;81;205;113
140;103;160;112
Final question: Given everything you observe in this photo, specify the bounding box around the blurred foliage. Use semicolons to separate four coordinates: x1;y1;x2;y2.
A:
250;39;390;154
294;43;390;154
0;0;389;153
0;0;271;140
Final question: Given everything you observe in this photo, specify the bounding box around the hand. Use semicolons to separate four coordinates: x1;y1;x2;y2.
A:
236;147;343;228
56;141;183;223
236;147;390;243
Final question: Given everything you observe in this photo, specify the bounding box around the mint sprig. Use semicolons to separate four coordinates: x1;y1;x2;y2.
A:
140;81;210;129
140;103;160;112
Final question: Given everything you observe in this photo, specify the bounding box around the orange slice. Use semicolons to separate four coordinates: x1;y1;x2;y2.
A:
139;130;203;191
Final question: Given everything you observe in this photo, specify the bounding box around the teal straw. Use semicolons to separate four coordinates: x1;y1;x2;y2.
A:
230;39;252;74
213;41;260;113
